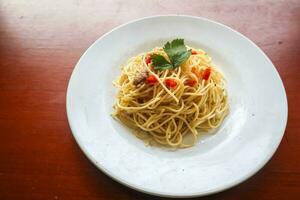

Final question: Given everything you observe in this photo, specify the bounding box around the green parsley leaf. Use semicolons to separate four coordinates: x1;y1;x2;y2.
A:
150;39;191;70
151;54;173;70
163;39;191;67
169;49;192;68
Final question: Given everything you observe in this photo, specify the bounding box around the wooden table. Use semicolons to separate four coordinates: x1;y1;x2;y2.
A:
1;0;299;199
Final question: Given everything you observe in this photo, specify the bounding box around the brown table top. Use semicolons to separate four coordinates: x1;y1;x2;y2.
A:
1;0;299;199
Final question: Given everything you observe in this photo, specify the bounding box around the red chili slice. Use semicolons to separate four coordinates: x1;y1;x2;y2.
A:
145;55;152;65
202;67;211;80
186;79;197;87
165;79;177;88
191;50;198;55
146;75;158;84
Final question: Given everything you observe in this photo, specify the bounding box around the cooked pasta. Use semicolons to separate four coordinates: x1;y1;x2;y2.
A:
112;40;229;148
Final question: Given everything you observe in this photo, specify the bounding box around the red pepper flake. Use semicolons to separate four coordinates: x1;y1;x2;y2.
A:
165;79;177;89
146;75;158;84
202;67;211;80
192;50;204;55
191;50;198;55
186;79;197;87
145;55;152;65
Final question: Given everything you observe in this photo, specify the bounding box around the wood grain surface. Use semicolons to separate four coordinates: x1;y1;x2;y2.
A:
1;0;299;199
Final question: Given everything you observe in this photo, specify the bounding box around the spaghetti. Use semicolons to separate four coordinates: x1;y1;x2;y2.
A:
112;42;229;148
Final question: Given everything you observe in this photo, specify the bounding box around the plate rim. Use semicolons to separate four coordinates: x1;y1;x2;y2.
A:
66;15;288;198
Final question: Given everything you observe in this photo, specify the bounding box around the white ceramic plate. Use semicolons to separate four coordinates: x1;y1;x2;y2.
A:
66;15;287;197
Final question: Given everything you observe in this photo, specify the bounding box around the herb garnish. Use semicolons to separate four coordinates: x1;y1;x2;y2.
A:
151;39;191;70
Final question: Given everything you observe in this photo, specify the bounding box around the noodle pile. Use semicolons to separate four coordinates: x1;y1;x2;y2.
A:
112;46;229;148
